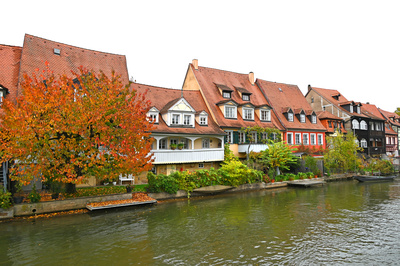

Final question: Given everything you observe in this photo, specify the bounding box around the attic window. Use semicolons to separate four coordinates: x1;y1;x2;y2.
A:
242;94;250;101
278;88;283;92
288;112;294;122
54;48;61;55
223;91;231;99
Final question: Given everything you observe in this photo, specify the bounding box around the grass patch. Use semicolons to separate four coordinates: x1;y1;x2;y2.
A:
63;184;148;198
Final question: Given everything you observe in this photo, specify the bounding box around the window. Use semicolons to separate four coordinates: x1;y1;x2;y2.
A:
311;115;317;124
250;132;257;143
184;115;191;125
159;139;167;149
288;113;294;122
262;132;268;141
243;108;254;120
0;91;3;103
355;139;359;147
199;163;204;168
303;133;309;145
180;139;189;149
202;138;210;148
223;91;231;99
149;113;158;123
376;123;382;131
361;138;367;148
360;120;368;130
172;114;180;125
170;139;178;146
225;106;236;118
226;131;233;144
242;94;250;101
310;134;316;145
370;122;375;130
352;120;359;129
261;109;271;121
295;133;301;145
287;133;293;145
357;105;360;114
328;121;332;128
200;116;207;125
318;134;323;145
300;114;305;123
350;105;353;113
239;131;246;143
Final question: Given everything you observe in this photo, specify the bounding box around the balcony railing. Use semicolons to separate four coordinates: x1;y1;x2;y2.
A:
238;143;269;153
151;148;224;164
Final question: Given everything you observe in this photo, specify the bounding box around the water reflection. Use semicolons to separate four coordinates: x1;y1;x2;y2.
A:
1;180;400;265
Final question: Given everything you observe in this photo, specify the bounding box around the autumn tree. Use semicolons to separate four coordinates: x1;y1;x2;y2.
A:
396;107;400;116
0;65;154;185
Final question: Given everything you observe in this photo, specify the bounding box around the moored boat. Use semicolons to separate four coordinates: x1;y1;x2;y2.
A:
354;175;395;182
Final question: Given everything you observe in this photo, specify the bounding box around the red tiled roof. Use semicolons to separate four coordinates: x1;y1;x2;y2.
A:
256;79;326;132
132;83;226;136
316;111;343;120
379;108;400;127
309;86;367;118
0;44;22;102
361;103;386;121
189;64;284;131
17;34;129;99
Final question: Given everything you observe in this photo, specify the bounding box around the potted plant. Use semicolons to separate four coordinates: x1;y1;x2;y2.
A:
177;143;184;150
170;144;177;150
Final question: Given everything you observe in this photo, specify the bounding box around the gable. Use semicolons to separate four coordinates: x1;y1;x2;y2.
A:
170;98;195;112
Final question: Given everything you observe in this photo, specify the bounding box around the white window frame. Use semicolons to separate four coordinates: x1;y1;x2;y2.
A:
184;114;191;125
238;131;246;143
361;138;368;148
172;114;180;125
159;139;167;149
357;105;360;114
318;134;323;145
288;113;294;122
225;106;237;119
303;133;309;145
226;130;233;144
199;116;207;125
350;105;354;113
311;115;317;124
352;120;359;129
295;133;301;145
180;139;189;149
242;94;250;101
223;91;231;99
310;133;316;145
287;132;293;145
243;108;254;120
250;131;257;143
148;112;159;123
260;109;271;121
300;114;306;123
360;120;368;130
376;122;382;131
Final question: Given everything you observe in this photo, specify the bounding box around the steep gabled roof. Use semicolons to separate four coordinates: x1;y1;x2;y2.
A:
132;83;225;135
0;44;22;102
308;86;367;118
17;34;129;99
361;103;386;121
187;63;284;130
256;79;326;132
379;108;400;127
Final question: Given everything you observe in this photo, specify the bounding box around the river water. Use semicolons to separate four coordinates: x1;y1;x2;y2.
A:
1;180;400;265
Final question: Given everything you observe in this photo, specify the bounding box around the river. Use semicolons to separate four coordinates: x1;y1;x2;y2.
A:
1;179;400;265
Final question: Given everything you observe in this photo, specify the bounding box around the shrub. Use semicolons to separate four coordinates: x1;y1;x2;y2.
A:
27;184;41;203
147;172;179;194
370;159;394;175
0;186;12;209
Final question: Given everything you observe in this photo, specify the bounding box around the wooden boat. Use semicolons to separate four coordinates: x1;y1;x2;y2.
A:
354;175;395;182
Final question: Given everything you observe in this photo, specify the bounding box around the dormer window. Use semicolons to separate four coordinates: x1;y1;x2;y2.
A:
288;112;294;122
311;115;317;124
260;109;271;122
225;105;237;118
243;107;254;120
147;107;160;124
183;115;191;125
223;91;231;99
242;94;250;101
350;105;353;113
172;114;180;125
0;85;9;104
357;105;360;114
300;114;306;123
200;116;207;125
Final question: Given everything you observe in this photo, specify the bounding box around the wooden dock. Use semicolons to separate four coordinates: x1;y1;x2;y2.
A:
86;199;157;211
287;180;326;187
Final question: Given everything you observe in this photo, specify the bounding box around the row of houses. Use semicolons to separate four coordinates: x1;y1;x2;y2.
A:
1;34;399;185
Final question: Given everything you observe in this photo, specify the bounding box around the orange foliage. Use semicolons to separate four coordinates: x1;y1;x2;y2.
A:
0;64;154;185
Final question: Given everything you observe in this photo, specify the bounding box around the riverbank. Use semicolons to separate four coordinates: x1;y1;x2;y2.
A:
1;174;355;221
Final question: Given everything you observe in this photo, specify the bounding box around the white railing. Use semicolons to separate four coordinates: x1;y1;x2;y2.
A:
151;148;224;164
238;144;269;153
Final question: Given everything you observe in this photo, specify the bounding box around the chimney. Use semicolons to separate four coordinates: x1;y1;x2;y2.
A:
192;59;198;70
248;72;254;85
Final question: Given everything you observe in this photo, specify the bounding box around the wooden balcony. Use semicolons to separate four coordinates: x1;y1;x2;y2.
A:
151;148;224;164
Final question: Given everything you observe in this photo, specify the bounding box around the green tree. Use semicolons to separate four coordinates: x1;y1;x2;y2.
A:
324;132;362;173
260;141;298;176
395;107;400;116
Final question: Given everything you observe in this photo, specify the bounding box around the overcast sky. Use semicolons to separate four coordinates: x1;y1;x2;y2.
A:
2;0;399;112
